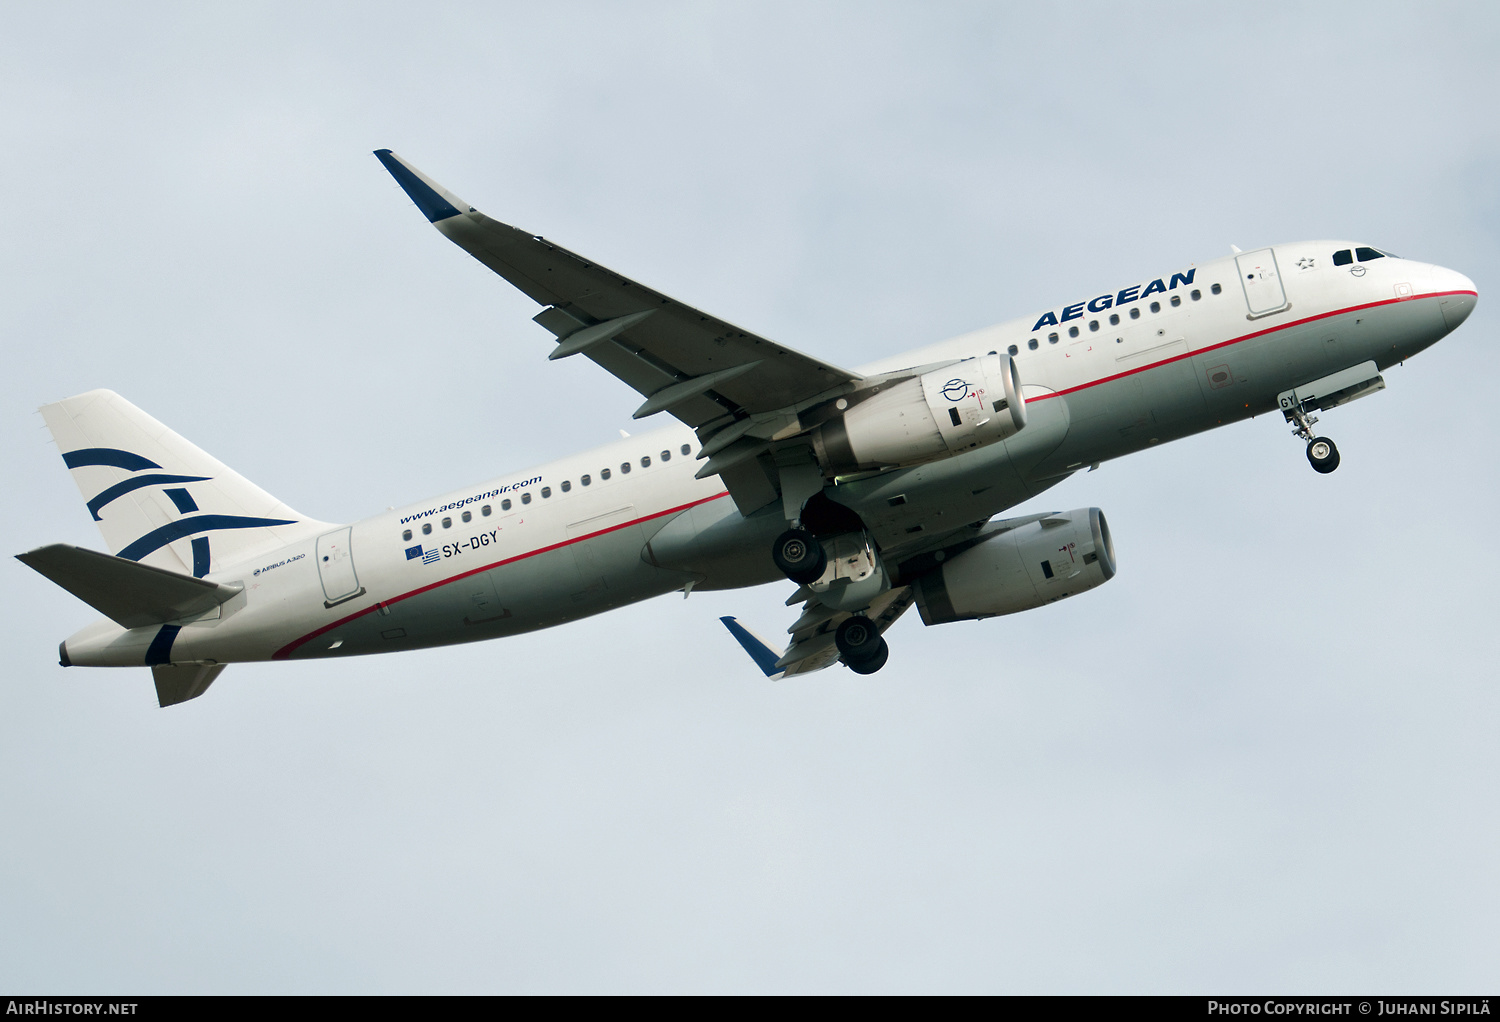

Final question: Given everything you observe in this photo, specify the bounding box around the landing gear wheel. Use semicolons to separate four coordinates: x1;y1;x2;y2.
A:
844;637;889;675
772;529;827;584
835;615;882;660
1306;436;1340;474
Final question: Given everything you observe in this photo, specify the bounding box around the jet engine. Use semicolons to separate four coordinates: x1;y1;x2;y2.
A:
913;508;1116;625
813;353;1026;473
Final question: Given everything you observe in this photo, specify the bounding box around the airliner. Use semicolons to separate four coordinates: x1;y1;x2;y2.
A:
18;150;1478;706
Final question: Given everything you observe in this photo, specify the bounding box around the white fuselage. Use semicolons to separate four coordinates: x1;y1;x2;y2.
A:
61;243;1477;669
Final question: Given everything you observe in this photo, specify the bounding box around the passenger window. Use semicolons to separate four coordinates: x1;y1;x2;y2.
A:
680;444;690;456
1067;326;1079;338
1332;249;1353;266
402;529;412;541
601;468;611;480
561;480;571;492
1130;307;1141;319
422;523;432;535
1028;338;1038;350
482;505;491;516
462;510;472;523
521;493;531;505
641;456;651;468
442;517;452;529
1150;301;1161;313
541;486;551;498
1170;295;1181;307
1109;313;1120;325
1211;283;1222;295
501;499;511;511
1191;289;1201;301
621;462;631;474
1355;247;1384;262
660;449;670;461
1048;332;1058;344
581;474;591;486
1007;344;1018;356
1089;320;1099;332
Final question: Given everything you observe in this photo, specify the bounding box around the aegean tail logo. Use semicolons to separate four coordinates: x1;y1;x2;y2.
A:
62;446;297;577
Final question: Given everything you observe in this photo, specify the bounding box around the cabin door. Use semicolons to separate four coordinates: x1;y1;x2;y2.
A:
1235;249;1289;318
316;527;364;606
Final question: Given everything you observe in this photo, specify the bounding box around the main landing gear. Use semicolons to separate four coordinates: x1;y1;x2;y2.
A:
772;528;827;585
771;526;890;675
1284;403;1340;475
836;615;889;675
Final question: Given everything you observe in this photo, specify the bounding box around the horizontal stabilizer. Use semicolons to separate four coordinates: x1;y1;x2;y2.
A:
152;663;226;708
16;544;242;629
720;616;785;679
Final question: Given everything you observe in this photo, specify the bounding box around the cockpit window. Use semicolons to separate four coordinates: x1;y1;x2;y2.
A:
1355;247;1386;262
1332;249;1353;266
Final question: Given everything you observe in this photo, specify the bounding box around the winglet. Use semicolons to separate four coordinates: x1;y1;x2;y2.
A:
720;616;786;679
373;149;471;223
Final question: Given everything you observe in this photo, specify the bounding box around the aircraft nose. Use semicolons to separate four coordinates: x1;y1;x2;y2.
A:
1435;266;1477;331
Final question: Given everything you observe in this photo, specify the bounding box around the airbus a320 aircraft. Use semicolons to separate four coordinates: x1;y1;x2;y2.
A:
19;151;1478;706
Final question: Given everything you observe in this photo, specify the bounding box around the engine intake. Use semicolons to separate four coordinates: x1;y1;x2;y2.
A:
814;354;1026;473
913;508;1116;625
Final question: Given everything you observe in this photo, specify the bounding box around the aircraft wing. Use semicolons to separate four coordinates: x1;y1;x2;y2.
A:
721;584;915;679
375;151;862;459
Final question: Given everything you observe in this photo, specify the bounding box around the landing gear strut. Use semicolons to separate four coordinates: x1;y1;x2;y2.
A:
836;615;889;675
772;529;827;584
1285;404;1340;474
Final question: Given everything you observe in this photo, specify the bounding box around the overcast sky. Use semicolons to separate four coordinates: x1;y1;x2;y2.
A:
3;1;1498;994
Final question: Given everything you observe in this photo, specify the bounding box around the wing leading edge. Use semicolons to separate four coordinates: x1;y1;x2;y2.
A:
374;149;865;513
373;150;860;423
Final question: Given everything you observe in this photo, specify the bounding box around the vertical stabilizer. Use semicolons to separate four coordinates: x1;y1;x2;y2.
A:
39;390;330;576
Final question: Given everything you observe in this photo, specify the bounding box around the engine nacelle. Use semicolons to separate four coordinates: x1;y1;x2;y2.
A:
814;354;1026;472
913;508;1116;625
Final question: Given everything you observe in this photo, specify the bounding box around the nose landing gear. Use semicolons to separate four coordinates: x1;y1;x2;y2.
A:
1278;362;1389;475
1285;402;1340;474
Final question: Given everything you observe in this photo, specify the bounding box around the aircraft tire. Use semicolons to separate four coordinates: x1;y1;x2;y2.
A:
772;529;827;584
835;615;881;659
1307;437;1340;474
844;637;889;675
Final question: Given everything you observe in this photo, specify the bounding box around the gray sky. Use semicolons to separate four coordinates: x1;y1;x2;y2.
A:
3;1;1498;993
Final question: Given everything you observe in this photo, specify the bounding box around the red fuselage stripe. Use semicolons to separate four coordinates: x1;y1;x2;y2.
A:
1026;289;1475;402
272;490;731;659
